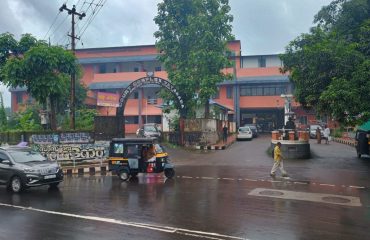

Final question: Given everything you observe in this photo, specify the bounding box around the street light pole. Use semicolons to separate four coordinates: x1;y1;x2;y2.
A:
59;4;86;129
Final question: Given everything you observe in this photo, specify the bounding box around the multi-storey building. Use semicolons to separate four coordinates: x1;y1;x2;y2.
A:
10;40;316;133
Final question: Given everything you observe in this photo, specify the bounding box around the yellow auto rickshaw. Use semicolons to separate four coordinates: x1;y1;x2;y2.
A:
108;138;175;181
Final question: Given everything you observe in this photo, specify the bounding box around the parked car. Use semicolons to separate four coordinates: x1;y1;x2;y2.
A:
136;123;162;138
0;146;63;193
309;125;324;139
237;126;253;141
244;124;258;137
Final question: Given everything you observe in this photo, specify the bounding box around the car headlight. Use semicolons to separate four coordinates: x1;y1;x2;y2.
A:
24;168;39;174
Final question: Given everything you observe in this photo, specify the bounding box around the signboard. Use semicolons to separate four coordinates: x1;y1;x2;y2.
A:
97;92;119;107
118;77;184;109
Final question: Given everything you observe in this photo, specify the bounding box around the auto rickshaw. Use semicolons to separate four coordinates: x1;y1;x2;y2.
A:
355;120;370;158
108;138;175;181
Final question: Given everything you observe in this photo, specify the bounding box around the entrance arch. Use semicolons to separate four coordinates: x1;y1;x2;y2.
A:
116;75;185;137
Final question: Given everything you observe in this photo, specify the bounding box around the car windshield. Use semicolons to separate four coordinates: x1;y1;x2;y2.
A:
239;127;250;132
9;151;47;163
144;126;157;132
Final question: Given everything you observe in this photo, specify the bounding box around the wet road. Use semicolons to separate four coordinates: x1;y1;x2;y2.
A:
1;136;370;240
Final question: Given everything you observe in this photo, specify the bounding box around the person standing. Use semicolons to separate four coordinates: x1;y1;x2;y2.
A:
222;124;228;143
324;125;330;144
270;142;288;177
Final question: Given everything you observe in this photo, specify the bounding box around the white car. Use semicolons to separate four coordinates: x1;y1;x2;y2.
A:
237;126;253;141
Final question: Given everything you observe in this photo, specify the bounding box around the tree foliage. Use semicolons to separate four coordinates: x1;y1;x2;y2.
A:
280;0;370;125
0;33;84;130
0;92;7;130
7;104;42;131
154;0;234;117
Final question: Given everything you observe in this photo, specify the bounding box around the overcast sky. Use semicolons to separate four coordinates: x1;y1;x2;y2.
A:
0;0;332;107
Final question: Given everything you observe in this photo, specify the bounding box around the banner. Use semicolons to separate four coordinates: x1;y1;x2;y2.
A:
97;92;119;107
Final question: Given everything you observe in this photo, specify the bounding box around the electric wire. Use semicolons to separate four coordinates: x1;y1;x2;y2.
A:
79;0;106;39
43;11;61;40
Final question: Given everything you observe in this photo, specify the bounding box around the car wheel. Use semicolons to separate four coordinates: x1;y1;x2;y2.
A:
49;182;60;188
164;168;175;179
10;176;23;193
117;168;130;181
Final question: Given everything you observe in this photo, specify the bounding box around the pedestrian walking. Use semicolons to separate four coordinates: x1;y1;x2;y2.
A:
324;125;330;144
316;127;322;144
270;142;288;177
222;125;228;143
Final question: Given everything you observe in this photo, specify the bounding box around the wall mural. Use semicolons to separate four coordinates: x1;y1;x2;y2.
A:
32;132;92;144
32;142;109;163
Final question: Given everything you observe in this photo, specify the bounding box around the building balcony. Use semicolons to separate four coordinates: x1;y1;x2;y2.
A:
92;71;168;83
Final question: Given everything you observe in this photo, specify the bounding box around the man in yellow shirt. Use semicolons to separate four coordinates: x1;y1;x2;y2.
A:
270;142;288;177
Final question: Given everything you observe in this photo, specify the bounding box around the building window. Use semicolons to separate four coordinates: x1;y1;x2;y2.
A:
263;87;275;96
226;86;233;99
155;66;161;71
240;85;288;96
125;116;139;124
134;67;139;72
252;87;263;96
16;93;23;104
258;56;266;68
99;64;106;73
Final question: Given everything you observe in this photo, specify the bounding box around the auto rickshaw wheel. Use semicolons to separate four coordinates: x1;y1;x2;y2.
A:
117;168;130;181
164;168;175;179
131;172;138;178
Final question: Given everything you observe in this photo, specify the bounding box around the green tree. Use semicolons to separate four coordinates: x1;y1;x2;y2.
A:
0;92;7;130
2;43;79;130
7;104;42;131
154;0;234;118
0;33;43;74
280;0;370;125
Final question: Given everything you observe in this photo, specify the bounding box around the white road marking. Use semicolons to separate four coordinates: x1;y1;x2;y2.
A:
248;188;362;207
244;179;257;182
294;182;308;185
0;202;247;240
319;184;335;187
349;186;365;189
201;177;215;180
166;175;367;189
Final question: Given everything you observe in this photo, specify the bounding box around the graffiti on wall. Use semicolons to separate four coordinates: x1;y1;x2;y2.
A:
32;142;109;162
32;132;92;145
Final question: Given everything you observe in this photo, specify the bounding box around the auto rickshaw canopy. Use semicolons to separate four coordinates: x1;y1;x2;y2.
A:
358;120;370;132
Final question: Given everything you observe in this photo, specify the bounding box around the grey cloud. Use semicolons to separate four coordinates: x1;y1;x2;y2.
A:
229;0;332;54
0;0;22;36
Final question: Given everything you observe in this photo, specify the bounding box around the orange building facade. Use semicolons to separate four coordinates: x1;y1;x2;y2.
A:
10;40;317;133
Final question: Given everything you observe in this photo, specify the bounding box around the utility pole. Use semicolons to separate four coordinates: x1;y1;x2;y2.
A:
59;4;86;129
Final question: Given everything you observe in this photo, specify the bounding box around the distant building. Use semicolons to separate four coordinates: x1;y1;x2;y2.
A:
10;40;317;133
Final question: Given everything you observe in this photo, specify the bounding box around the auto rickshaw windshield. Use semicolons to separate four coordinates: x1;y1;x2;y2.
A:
154;144;165;153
